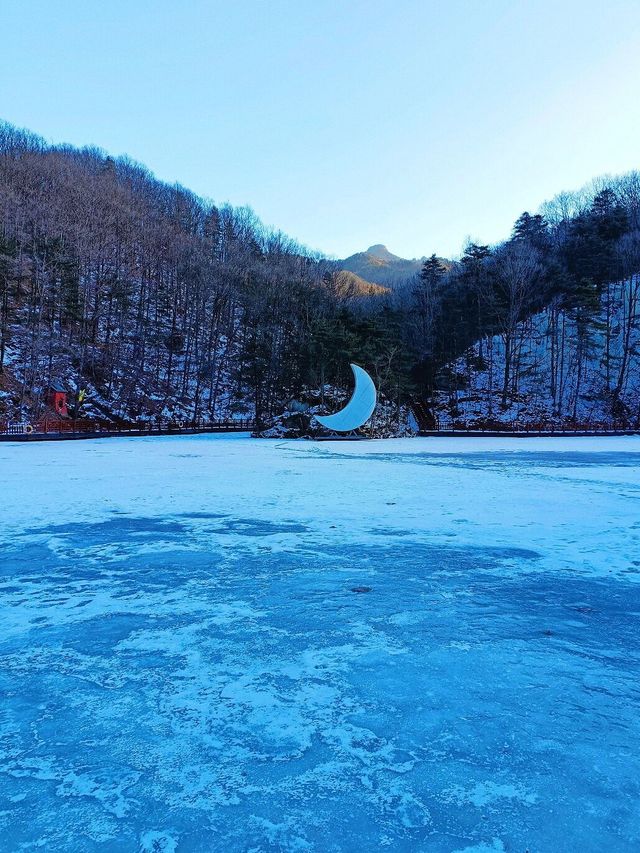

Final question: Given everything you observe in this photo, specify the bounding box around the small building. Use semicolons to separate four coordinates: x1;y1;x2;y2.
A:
46;381;68;417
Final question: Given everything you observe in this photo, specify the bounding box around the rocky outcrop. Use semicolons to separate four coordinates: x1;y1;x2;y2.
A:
255;390;417;439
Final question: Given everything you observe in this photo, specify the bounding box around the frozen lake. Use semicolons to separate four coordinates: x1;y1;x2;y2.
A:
1;435;639;852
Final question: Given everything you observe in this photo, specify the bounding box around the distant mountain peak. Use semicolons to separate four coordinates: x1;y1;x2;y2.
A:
366;243;393;258
336;243;447;289
338;244;423;288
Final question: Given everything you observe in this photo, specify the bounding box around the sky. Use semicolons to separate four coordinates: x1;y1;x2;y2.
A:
1;0;639;260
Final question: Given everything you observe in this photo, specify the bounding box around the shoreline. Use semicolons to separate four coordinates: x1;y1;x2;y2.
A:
2;427;639;443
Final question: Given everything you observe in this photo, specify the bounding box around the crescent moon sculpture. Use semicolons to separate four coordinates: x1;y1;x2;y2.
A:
315;364;377;432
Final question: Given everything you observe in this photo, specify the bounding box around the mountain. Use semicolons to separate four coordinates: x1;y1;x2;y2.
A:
0;121;397;426
338;244;430;287
2;119;639;431
412;189;640;429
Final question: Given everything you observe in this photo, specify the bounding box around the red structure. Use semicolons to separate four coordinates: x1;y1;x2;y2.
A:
46;381;68;417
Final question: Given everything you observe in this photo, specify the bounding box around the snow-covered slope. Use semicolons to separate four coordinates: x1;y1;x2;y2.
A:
434;276;640;427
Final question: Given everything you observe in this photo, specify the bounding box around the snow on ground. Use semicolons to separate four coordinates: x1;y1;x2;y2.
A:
0;435;639;851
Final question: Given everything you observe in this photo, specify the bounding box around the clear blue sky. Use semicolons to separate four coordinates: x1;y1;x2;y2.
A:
2;0;639;259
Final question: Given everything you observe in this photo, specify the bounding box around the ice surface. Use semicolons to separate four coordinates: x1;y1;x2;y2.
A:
0;435;639;851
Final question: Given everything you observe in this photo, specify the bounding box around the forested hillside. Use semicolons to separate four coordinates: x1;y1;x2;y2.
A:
406;177;640;428
1;119;639;429
0;122;403;426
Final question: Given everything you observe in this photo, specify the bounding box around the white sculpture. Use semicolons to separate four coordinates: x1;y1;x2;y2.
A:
315;364;377;432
